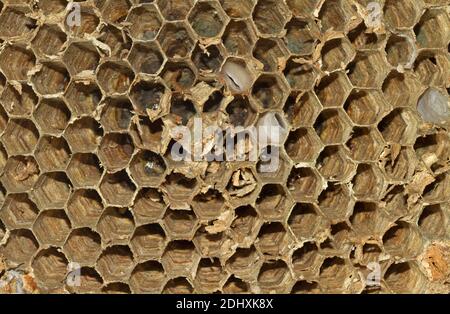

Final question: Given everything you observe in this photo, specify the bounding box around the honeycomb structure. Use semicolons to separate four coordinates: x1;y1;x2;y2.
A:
0;0;449;294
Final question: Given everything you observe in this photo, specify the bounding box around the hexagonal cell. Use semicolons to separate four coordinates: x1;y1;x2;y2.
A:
188;1;227;38
284;18;317;56
414;51;450;87
64;81;102;117
194;258;227;293
347;22;386;51
125;4;162;41
33;209;71;246
378;108;417;145
346;127;384;162
161;61;196;91
291;280;321;294
97;24;131;58
98;98;132;133
130;223;166;261
162;172;198;210
98;133;134;172
344;90;385;126
65;117;103;153
99;0;130;24
229;205;261;245
128;42;165;76
102;282;131;294
380;146;416;183
63;228;102;265
256;222;292;257
221;57;255;94
157;22;195;60
257;260;292;293
191;189;225;221
219;0;255;18
257;146;292;184
192;44;224;76
284;92;321;128
96;61;134;95
350;202;390;238
162;240;200;277
67;153;103;188
318;0;357;32
97;207;135;245
34;98;71;135
32;62;70;96
225;167;259;207
222;276;250;294
2;229;38;265
0;194;38;230
0;44;36;81
162;277;194;294
64;5;100;37
193;228;232;258
318;183;353;222
288;202;324;240
31;24;66;57
252;38;286;72
285;128;322;163
384;0;423;29
130;261;166;294
0;7;36;39
2;119;39;156
225;97;257;128
352;164;385;200
34;136;71;172
129;150;166;188
314;109;353;145
383;222;423;259
418;204;447;239
422;172;450;203
37;0;67;14
67;189;103;227
1;156;39;193
31;172;72;210
382;71;422;109
169;94;197;126
99;170;136;207
32;248;69;289
1;83;38;118
66;267;103;294
162;209;198;240
255;184;292;221
319;257;355;293
222;19;256;56
315;72;352;108
347;52;389;89
252;74;289;110
96;245;134;282
385;34;415;68
130;80;170;117
317;145;356;182
157;0;193;21
322;39;356;76
291;242;323;278
130;187;165;225
287;167;323;202
253;0;290;36
284;59;319;92
384;262;426;293
63;41;100;76
225;246;262;280
414;131;450;167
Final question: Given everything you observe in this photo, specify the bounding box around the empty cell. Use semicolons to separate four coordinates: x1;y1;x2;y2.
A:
288;203;323;240
230;205;261;245
102;282;131;294
99;170;136;207
222;20;257;56
67;153;103;187
384;262;426;293
0;7;36;39
252;74;289;110
31;24;67;57
257;146;292;184
285;128;322;163
63;228;102;265
414;131;450;165
319;257;354;293
344;90;384;126
287;167;323;202
284;59;318;91
384;0;423;29
257;260;292;293
191;189;225;221
162;172;198;209
100;97;133;132
162;240;200;277
65;81;102;117
315;72;352;108
98;133;134;172
1;156;39;193
414;51;450;87
291;242;323;277
188;1;227;38
34;98;71;135
96;245;135;282
97;61;134;95
64;117;103;153
284;18;317;56
34;136;71;172
0;83;37;117
0;194;38;230
130;261;166;294
253;0;290;36
351;164;385;200
130;224;167;261
350;202;390;237
130;80;170;116
253;38;287;72
314;109;353;145
226;96;257;128
31;172;72;209
194;258;227;293
157;0;193;21
348;22;385;51
192;44;224;75
33;210;71;246
161;61;196;91
226;246;262;280
97;24;131;58
125;4;162;40
132;188;167;224
193;229;230;258
66;267;103;294
422;172;450;203
163;277;193;294
346;127;384;162
157;22;195;59
130;117;164;153
382;71;422;108
63;41;100;76
128;42;165;75
418;204;447;239
100;0;130;24
0;44;36;81
256;222;291;257
67;189;104;227
291;280;321;294
256;184;292;221
284;92;322;128
163;208;198;240
318;183;353;222
220;0;255;18
316;145;356;182
385;35;415;68
97;207;135;245
32;248;69;289
380;146;416;182
37;0;67;14
378;109;418;145
321;38;355;72
2;229;39;265
222;276;250;294
318;0;356;32
130;149;167;187
31;62;70;95
1;119;39;156
64;6;100;37
347;52;388;88
383;222;423;259
170;95;197;125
